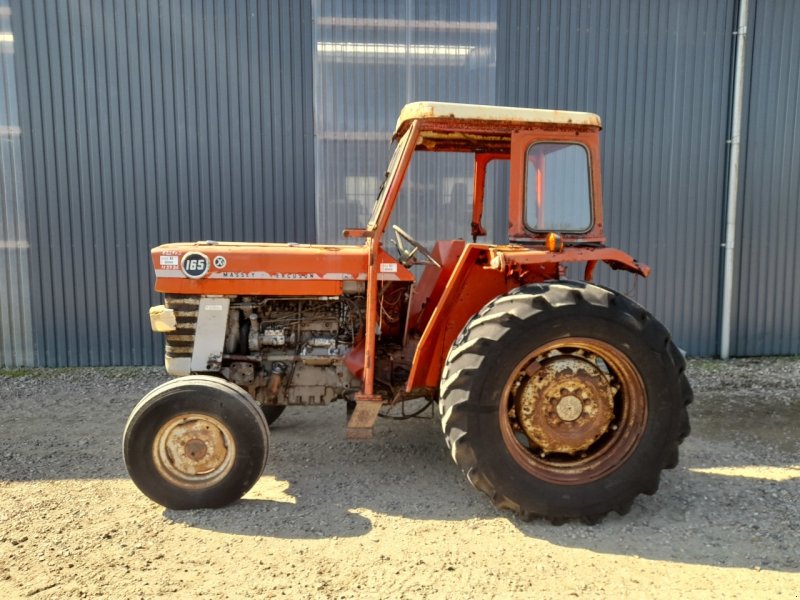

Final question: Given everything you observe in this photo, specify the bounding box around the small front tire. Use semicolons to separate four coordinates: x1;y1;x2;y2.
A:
123;375;269;509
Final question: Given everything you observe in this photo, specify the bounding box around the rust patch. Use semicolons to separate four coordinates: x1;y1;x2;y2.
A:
153;413;236;488
515;356;615;455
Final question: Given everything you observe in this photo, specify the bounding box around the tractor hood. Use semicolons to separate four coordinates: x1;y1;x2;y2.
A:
152;241;413;296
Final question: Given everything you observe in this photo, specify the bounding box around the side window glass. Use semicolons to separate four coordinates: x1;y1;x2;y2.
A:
525;143;592;231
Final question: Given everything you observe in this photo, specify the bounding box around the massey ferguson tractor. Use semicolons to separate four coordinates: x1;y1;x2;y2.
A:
124;101;692;522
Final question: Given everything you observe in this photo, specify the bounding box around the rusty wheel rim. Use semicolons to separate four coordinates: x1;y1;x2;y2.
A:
499;337;647;485
153;413;236;489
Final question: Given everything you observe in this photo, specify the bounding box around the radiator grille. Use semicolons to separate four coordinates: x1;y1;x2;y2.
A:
164;295;199;358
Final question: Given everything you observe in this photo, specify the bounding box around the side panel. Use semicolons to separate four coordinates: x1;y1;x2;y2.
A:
406;245;514;390
152;245;412;296
190;297;231;372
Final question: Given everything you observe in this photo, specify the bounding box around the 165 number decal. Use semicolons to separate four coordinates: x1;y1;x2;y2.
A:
181;252;210;279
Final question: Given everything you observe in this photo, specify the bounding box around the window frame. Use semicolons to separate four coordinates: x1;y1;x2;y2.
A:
508;127;605;245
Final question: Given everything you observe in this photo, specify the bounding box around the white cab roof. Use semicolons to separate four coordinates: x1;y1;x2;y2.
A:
394;101;601;135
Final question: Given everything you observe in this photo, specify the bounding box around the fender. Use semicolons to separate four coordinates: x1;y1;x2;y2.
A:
486;245;650;278
406;244;517;391
405;244;649;391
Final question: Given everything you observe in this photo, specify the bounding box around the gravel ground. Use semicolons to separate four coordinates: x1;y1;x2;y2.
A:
0;358;799;598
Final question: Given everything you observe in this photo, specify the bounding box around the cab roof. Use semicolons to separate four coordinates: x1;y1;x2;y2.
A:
393;101;601;152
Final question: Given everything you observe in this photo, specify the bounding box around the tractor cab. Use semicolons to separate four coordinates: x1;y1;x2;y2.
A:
346;103;620;345
344;102;608;265
369;101;607;248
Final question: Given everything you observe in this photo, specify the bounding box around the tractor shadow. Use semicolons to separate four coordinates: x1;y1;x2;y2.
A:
166;404;800;572
165;405;498;540
164;497;376;540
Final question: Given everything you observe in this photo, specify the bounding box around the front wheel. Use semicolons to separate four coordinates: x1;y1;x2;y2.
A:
439;281;692;522
123;375;269;509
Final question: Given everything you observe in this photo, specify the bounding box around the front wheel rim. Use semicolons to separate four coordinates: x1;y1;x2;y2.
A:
153;413;237;489
499;337;647;485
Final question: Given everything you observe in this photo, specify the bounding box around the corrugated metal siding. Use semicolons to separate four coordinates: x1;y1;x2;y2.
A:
0;0;33;366
4;0;797;365
312;0;498;247
498;0;736;356
733;0;800;355
11;0;314;366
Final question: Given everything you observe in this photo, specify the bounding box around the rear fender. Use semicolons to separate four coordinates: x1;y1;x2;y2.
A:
487;246;650;278
405;244;649;391
406;245;514;391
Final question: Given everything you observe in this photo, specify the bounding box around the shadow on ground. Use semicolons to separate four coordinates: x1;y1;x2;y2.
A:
166;406;800;572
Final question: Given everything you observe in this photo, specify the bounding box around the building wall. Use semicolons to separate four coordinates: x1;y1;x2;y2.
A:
498;0;736;356
9;0;315;366
313;0;738;356
0;0;33;367
733;0;800;355
2;0;799;365
312;0;500;247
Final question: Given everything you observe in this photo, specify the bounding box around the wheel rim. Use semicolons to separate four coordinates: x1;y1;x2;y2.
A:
499;337;647;485
153;413;237;489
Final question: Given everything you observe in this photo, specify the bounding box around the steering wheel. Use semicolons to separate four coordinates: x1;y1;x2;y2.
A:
392;225;441;268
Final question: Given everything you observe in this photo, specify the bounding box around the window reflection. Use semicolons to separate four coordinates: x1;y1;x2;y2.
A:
525;143;591;232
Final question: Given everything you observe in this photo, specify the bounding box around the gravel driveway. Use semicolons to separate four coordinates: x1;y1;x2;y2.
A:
1;358;798;598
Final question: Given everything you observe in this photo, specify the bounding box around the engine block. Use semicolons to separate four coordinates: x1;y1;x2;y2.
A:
162;294;364;406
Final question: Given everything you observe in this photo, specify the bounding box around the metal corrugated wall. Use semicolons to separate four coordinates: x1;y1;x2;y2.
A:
3;0;798;365
732;0;800;355
0;0;33;366
498;0;736;356
11;0;314;366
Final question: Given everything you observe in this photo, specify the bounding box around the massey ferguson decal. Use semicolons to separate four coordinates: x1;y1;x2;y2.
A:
180;252;210;279
217;271;322;279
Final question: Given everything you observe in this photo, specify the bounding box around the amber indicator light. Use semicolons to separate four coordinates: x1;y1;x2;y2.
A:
545;232;564;252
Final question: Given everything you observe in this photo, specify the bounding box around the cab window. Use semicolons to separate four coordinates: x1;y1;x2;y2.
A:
525;143;592;232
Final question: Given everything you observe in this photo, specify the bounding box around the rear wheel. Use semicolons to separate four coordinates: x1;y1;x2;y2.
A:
123;375;269;509
439;281;692;522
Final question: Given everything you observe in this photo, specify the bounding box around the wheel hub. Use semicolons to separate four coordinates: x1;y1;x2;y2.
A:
515;356;615;455
184;438;209;460
154;413;236;487
555;395;583;421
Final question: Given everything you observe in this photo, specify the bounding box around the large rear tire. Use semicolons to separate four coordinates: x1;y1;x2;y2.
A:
439;281;692;522
123;375;269;509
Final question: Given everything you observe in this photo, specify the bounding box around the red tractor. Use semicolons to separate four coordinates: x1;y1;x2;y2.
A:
124;102;691;522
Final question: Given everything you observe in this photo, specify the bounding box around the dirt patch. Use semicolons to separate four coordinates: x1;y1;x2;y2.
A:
1;359;799;598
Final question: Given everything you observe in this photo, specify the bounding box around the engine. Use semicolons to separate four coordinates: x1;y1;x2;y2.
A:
163;294;365;406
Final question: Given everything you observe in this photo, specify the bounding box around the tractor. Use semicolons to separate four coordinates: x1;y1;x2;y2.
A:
124;101;692;522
